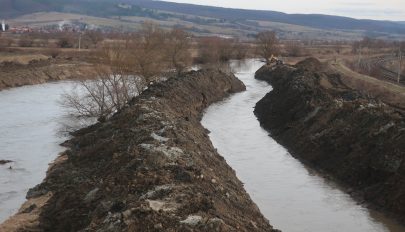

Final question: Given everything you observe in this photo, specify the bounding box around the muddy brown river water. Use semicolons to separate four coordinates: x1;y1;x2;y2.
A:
0;61;404;231
201;60;405;232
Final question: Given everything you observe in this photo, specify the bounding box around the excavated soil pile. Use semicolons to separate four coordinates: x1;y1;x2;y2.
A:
1;69;278;232
0;58;94;90
254;58;405;221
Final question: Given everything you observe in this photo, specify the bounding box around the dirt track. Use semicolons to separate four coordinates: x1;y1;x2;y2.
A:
328;60;405;109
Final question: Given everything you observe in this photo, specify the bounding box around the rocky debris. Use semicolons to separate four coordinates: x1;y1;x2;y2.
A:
0;160;12;165
255;58;405;222
3;69;278;231
180;215;203;226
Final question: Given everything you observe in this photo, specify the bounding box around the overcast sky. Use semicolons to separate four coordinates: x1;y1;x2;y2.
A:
164;0;405;21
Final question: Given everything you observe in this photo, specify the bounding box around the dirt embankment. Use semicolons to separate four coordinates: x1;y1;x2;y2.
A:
254;58;405;221
328;60;405;109
1;69;278;231
0;58;95;91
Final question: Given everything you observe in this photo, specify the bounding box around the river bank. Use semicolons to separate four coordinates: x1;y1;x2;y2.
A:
0;53;96;91
1;69;277;231
254;58;405;223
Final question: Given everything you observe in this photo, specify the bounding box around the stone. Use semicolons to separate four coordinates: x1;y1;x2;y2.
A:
154;223;163;229
84;188;99;203
180;215;203;226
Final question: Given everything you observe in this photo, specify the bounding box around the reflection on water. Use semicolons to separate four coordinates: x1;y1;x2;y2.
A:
201;59;405;232
0;81;78;223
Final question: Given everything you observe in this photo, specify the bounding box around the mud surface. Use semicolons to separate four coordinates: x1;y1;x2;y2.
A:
0;58;95;91
0;160;13;165
1;69;277;231
254;58;405;222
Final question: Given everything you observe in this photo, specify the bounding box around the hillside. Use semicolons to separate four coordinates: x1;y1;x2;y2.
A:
2;0;405;40
132;1;405;34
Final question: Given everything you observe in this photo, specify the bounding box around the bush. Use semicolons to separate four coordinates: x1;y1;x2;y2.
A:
57;36;75;48
18;36;34;47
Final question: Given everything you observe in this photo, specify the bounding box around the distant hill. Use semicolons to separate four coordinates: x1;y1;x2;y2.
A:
0;0;158;18
131;1;405;34
2;0;405;40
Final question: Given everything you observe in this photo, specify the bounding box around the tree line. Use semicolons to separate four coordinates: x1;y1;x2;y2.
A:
62;23;254;122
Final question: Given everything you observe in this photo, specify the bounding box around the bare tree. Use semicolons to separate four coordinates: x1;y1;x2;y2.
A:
0;37;12;48
62;22;172;122
197;37;220;65
130;22;167;83
57;34;75;48
284;40;304;57
165;28;192;75
85;31;103;48
197;37;234;65
256;31;279;64
232;40;250;60
62;43;144;122
18;35;34;47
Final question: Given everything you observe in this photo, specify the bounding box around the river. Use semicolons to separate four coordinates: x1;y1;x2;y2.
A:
0;62;404;231
201;60;405;232
0;82;79;223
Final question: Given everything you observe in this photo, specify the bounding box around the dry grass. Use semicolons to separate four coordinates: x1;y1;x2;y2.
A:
0;53;49;64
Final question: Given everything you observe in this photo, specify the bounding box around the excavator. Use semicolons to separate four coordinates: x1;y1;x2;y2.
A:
268;55;284;65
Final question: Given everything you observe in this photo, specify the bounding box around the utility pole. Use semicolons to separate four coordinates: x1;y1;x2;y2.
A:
357;46;362;69
398;48;402;83
78;33;82;51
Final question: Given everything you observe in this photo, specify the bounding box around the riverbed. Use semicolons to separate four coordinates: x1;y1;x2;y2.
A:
201;60;405;232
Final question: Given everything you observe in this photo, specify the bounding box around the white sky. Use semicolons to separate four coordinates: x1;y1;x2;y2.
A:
163;0;405;21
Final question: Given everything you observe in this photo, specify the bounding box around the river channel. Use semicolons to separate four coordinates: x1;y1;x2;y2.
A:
1;61;404;231
201;60;404;232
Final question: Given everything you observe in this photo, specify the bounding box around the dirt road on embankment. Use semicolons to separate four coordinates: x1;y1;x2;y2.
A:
254;58;405;223
329;60;405;109
1;69;278;232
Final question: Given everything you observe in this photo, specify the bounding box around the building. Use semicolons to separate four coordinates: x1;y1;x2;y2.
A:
1;20;5;32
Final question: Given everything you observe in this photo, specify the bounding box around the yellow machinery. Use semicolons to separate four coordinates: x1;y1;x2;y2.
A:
269;55;283;65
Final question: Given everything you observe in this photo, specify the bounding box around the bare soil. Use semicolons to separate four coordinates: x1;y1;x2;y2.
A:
0;58;96;91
